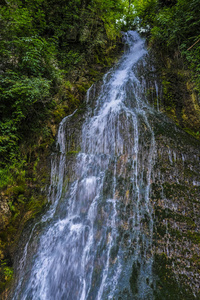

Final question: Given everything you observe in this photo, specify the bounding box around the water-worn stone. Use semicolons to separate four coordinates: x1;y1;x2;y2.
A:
151;118;200;299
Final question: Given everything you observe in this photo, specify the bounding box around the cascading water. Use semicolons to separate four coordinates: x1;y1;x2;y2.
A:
13;31;157;300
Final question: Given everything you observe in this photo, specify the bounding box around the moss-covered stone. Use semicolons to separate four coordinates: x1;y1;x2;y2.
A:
147;49;200;140
153;253;195;300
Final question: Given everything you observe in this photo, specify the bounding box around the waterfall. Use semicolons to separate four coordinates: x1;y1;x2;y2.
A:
13;31;157;300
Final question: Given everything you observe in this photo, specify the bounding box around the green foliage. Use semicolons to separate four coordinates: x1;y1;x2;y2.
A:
135;0;200;91
134;0;158;28
0;260;13;285
0;73;52;162
0;0;126;165
3;266;13;281
0;2;57;164
0;169;11;190
0;160;26;190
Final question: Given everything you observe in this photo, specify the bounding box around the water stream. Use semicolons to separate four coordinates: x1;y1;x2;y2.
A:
13;31;157;300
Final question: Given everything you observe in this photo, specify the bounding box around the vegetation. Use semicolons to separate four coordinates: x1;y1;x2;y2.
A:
1;0;199;190
127;0;200;136
0;0;126;293
0;0;200;296
0;0;126;166
130;0;200;92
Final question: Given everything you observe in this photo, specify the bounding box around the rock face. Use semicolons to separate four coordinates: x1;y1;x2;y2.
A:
7;31;200;299
151;114;200;299
137;50;200;298
0;197;11;231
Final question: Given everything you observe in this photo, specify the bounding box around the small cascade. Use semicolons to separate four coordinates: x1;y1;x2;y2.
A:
154;81;159;111
12;109;78;298
13;31;157;300
48;109;77;206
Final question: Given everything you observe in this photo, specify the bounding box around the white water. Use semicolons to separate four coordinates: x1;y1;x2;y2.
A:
13;31;156;300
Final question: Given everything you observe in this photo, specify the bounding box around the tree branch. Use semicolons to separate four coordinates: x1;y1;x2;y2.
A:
187;39;200;51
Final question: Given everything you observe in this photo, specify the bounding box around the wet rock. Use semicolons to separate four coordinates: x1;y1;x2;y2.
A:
0;195;11;231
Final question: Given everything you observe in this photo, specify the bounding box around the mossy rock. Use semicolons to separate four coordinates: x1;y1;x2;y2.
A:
153;254;195;300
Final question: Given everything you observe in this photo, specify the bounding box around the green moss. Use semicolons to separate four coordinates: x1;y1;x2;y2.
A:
0;169;11;190
53;107;66;124
89;68;100;77
0;150;50;292
191;254;200;264
66;150;79;156
186;231;200;244
12;185;26;196
183;128;200;140
26;195;47;217
0;262;13;294
153;253;195;300
168;227;182;239
76;82;91;94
